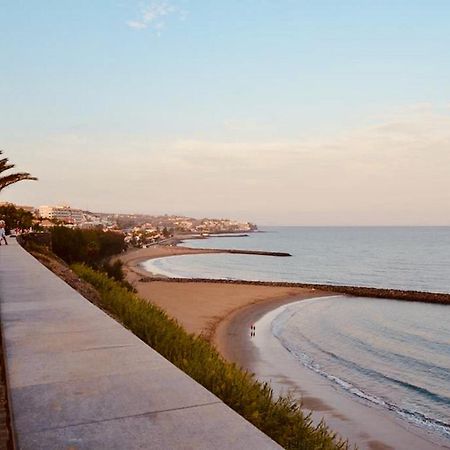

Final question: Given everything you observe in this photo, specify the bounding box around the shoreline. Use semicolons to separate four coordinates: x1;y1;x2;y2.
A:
119;245;450;450
219;297;447;450
118;245;320;339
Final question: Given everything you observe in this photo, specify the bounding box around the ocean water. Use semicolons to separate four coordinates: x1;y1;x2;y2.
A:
270;296;450;440
143;227;450;293
141;227;450;441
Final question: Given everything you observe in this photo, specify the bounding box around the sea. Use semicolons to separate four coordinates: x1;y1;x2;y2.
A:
141;227;450;442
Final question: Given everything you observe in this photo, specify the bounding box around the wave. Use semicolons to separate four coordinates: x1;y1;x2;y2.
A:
294;330;450;406
271;306;450;439
332;329;450;382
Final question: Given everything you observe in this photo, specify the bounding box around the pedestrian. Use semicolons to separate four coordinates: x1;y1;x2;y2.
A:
0;220;7;245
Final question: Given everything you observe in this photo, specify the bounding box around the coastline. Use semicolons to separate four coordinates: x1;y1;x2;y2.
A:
215;296;448;450
117;246;320;338
119;245;450;450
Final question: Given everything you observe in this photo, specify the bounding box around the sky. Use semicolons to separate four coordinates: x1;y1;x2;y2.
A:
1;0;450;225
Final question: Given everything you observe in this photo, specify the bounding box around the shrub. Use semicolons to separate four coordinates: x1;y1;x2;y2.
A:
102;259;136;292
102;259;125;282
51;227;126;265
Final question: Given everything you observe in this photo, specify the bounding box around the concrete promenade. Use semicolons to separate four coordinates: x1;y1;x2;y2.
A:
0;240;281;449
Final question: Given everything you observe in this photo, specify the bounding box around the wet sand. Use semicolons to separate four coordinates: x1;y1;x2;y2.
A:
217;298;448;450
119;246;448;450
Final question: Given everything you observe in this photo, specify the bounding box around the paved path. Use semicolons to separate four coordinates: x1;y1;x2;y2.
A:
0;240;281;449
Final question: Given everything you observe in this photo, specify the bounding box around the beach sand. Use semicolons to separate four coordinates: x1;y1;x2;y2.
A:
119;246;448;450
117;246;322;338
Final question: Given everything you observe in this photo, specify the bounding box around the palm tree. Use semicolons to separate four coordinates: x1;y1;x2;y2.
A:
0;150;37;193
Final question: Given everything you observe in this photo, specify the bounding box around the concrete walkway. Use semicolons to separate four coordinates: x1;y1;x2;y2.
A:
0;240;281;449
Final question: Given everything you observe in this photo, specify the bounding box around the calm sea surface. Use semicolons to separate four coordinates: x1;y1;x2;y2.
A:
144;227;450;293
271;296;450;440
142;227;450;440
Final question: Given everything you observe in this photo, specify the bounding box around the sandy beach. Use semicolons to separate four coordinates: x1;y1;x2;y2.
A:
119;245;448;450
117;245;323;338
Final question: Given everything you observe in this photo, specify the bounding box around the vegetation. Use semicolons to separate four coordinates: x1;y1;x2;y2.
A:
0;204;34;232
50;226;126;266
72;264;349;450
102;259;125;282
46;226;135;291
0;150;37;192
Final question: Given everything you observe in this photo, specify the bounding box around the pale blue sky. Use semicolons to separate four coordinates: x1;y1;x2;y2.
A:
2;1;450;224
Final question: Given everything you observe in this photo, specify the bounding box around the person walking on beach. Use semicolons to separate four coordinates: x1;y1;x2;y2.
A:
0;220;7;245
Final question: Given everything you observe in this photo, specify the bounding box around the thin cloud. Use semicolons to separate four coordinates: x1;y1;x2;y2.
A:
7;105;450;224
127;20;148;30
126;1;182;32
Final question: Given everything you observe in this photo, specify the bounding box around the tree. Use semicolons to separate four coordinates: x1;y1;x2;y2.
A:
162;226;171;238
0;204;33;232
0;150;37;192
50;227;126;266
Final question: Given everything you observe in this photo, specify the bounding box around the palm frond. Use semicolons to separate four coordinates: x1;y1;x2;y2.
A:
0;150;37;192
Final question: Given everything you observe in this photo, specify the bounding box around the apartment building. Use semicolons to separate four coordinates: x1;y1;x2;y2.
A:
38;205;85;224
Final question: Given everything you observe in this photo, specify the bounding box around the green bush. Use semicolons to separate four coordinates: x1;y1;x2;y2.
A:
102;259;136;292
102;259;125;282
51;227;126;265
73;263;349;450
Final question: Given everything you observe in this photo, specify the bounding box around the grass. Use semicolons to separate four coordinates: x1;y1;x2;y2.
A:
72;263;350;450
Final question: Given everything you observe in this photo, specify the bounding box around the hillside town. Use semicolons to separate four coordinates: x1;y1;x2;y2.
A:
0;202;257;248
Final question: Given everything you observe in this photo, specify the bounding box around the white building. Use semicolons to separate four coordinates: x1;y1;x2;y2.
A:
38;205;85;224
